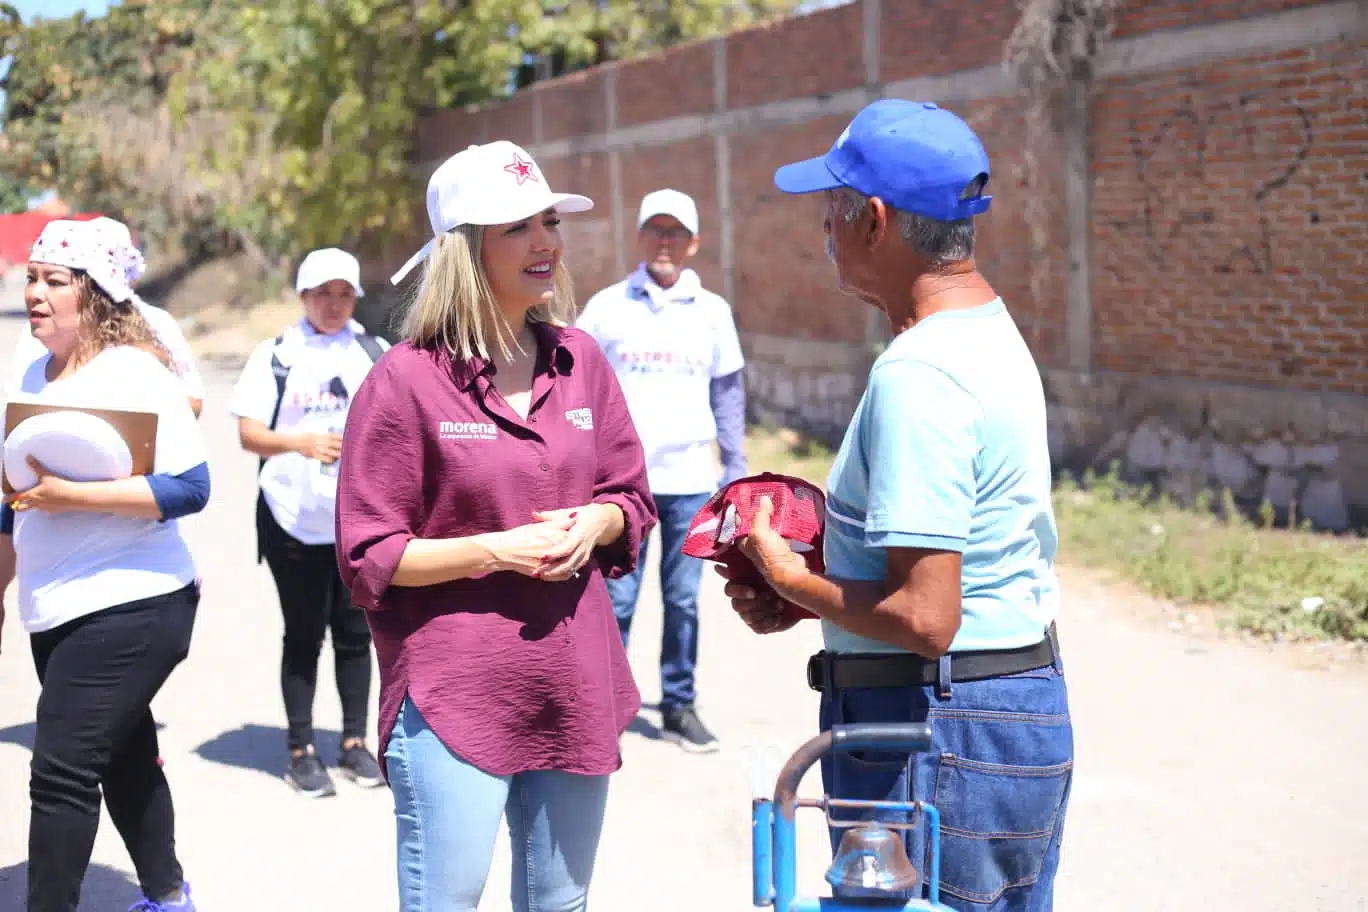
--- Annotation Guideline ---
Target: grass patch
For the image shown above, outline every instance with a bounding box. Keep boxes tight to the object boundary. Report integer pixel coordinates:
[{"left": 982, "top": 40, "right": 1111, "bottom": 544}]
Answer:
[
  {"left": 743, "top": 425, "right": 839, "bottom": 484},
  {"left": 745, "top": 427, "right": 1368, "bottom": 643},
  {"left": 1056, "top": 468, "right": 1368, "bottom": 642}
]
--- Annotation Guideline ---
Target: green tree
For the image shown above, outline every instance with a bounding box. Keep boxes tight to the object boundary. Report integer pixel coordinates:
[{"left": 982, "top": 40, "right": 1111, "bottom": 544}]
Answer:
[
  {"left": 0, "top": 0, "right": 800, "bottom": 268},
  {"left": 0, "top": 0, "right": 232, "bottom": 257},
  {"left": 0, "top": 175, "right": 32, "bottom": 213},
  {"left": 185, "top": 0, "right": 801, "bottom": 260}
]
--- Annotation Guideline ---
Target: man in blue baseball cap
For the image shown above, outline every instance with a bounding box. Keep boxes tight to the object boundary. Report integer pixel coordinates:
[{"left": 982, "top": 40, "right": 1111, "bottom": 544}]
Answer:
[{"left": 718, "top": 99, "right": 1074, "bottom": 911}]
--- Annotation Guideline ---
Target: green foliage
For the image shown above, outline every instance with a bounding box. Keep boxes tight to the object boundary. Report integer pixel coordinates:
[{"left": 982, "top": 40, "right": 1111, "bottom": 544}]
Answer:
[
  {"left": 185, "top": 0, "right": 547, "bottom": 256},
  {"left": 0, "top": 0, "right": 799, "bottom": 269},
  {"left": 1055, "top": 465, "right": 1368, "bottom": 642},
  {"left": 550, "top": 0, "right": 804, "bottom": 60},
  {"left": 186, "top": 0, "right": 800, "bottom": 257},
  {"left": 0, "top": 0, "right": 226, "bottom": 254},
  {"left": 0, "top": 175, "right": 32, "bottom": 214}
]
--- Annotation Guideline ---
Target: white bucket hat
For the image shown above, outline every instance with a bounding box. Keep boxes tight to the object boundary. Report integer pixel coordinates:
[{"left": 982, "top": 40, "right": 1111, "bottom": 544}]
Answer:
[
  {"left": 390, "top": 140, "right": 593, "bottom": 286},
  {"left": 296, "top": 247, "right": 365, "bottom": 296},
  {"left": 29, "top": 219, "right": 134, "bottom": 304},
  {"left": 88, "top": 216, "right": 147, "bottom": 285}
]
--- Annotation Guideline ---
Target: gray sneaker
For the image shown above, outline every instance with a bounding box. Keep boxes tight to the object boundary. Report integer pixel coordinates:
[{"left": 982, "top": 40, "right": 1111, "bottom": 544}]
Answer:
[
  {"left": 338, "top": 743, "right": 385, "bottom": 788},
  {"left": 285, "top": 748, "right": 336, "bottom": 798},
  {"left": 662, "top": 707, "right": 720, "bottom": 754}
]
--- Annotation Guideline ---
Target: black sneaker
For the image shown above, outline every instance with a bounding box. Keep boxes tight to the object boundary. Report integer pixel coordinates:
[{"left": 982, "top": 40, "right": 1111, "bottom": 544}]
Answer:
[
  {"left": 662, "top": 707, "right": 720, "bottom": 754},
  {"left": 285, "top": 748, "right": 336, "bottom": 798},
  {"left": 338, "top": 743, "right": 385, "bottom": 789}
]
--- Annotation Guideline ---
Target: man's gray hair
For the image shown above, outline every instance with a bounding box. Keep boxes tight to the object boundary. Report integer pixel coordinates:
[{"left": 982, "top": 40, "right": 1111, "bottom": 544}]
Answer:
[{"left": 832, "top": 176, "right": 987, "bottom": 266}]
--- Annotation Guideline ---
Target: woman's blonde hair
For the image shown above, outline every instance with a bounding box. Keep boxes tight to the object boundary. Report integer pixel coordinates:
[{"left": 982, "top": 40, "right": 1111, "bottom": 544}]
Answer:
[
  {"left": 398, "top": 224, "right": 577, "bottom": 362},
  {"left": 72, "top": 272, "right": 171, "bottom": 369}
]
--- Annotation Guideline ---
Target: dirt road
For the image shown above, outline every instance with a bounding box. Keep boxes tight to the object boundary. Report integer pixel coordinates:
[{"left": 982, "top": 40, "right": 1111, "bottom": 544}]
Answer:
[{"left": 0, "top": 293, "right": 1365, "bottom": 911}]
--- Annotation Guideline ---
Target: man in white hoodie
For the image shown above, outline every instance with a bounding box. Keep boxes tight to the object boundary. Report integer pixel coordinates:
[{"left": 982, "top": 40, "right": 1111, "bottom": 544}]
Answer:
[
  {"left": 577, "top": 189, "right": 747, "bottom": 753},
  {"left": 6, "top": 217, "right": 207, "bottom": 416}
]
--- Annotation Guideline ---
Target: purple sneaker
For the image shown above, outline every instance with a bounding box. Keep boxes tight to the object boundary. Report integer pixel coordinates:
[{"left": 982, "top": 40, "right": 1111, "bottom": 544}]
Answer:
[{"left": 129, "top": 882, "right": 195, "bottom": 911}]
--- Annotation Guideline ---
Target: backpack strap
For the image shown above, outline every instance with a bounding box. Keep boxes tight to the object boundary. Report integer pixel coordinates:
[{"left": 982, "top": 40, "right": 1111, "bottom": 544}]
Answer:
[
  {"left": 261, "top": 331, "right": 382, "bottom": 466},
  {"left": 261, "top": 334, "right": 288, "bottom": 475},
  {"left": 266, "top": 334, "right": 290, "bottom": 432},
  {"left": 356, "top": 332, "right": 385, "bottom": 364}
]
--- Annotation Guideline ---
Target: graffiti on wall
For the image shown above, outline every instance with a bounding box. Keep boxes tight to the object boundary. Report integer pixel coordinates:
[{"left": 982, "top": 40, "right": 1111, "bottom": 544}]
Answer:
[{"left": 1107, "top": 82, "right": 1317, "bottom": 276}]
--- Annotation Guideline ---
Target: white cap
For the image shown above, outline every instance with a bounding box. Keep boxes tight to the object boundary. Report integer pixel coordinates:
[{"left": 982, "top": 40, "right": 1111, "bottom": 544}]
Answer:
[
  {"left": 296, "top": 248, "right": 364, "bottom": 297},
  {"left": 390, "top": 140, "right": 594, "bottom": 286},
  {"left": 637, "top": 189, "right": 699, "bottom": 236}
]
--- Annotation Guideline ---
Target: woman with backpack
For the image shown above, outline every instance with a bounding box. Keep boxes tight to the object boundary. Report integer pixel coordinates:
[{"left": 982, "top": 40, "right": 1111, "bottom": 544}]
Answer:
[{"left": 227, "top": 247, "right": 388, "bottom": 797}]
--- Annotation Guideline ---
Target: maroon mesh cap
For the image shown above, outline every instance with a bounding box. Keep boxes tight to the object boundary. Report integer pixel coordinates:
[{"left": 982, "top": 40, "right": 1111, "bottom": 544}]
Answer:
[{"left": 683, "top": 472, "right": 826, "bottom": 621}]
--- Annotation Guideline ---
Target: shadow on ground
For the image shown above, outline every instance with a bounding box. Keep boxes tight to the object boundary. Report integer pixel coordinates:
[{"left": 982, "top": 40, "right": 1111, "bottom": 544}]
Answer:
[
  {"left": 194, "top": 723, "right": 342, "bottom": 777},
  {"left": 627, "top": 715, "right": 662, "bottom": 741},
  {"left": 0, "top": 860, "right": 142, "bottom": 911}
]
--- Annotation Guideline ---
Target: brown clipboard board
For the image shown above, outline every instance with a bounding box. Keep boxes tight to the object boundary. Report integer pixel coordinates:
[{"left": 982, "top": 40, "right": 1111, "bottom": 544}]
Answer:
[{"left": 2, "top": 401, "right": 158, "bottom": 495}]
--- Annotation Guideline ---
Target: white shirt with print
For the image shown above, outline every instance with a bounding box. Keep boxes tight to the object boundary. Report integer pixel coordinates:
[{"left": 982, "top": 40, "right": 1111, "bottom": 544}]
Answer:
[
  {"left": 578, "top": 265, "right": 745, "bottom": 495},
  {"left": 6, "top": 345, "right": 207, "bottom": 633},
  {"left": 227, "top": 318, "right": 389, "bottom": 545},
  {"left": 6, "top": 296, "right": 206, "bottom": 401}
]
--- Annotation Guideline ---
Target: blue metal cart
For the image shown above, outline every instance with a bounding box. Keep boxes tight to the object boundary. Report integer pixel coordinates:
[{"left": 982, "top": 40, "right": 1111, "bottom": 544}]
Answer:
[{"left": 750, "top": 722, "right": 954, "bottom": 911}]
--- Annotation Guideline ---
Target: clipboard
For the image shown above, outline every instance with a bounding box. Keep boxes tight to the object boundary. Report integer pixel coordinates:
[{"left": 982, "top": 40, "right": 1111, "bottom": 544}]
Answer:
[{"left": 2, "top": 401, "right": 158, "bottom": 495}]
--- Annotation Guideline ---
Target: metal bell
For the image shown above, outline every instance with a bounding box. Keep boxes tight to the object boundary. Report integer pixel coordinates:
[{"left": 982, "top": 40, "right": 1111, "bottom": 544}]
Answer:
[{"left": 825, "top": 823, "right": 922, "bottom": 893}]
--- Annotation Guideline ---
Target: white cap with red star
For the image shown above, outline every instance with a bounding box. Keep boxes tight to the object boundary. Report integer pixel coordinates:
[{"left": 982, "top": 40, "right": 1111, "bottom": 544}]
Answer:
[
  {"left": 390, "top": 140, "right": 594, "bottom": 286},
  {"left": 29, "top": 219, "right": 135, "bottom": 304}
]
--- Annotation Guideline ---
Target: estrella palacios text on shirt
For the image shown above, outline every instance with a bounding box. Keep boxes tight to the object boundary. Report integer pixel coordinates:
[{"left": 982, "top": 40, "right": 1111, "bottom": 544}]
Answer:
[{"left": 616, "top": 349, "right": 709, "bottom": 375}]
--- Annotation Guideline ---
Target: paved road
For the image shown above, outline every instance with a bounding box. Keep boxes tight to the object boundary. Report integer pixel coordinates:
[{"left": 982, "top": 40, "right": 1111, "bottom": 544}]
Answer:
[{"left": 0, "top": 294, "right": 1366, "bottom": 910}]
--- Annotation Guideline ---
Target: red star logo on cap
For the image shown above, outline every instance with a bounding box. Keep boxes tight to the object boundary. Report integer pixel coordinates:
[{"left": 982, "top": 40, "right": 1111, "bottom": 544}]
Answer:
[{"left": 504, "top": 153, "right": 539, "bottom": 186}]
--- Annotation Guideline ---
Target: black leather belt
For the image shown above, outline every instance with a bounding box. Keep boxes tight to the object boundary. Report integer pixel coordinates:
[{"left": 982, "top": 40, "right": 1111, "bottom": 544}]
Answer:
[{"left": 806, "top": 625, "right": 1059, "bottom": 692}]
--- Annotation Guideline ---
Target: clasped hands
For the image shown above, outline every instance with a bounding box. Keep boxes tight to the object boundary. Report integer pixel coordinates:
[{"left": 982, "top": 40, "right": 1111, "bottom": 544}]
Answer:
[{"left": 491, "top": 503, "right": 616, "bottom": 582}]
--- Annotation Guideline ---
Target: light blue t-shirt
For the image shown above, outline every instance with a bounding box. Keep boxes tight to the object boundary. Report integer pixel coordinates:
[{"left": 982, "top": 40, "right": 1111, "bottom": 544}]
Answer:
[{"left": 823, "top": 298, "right": 1060, "bottom": 654}]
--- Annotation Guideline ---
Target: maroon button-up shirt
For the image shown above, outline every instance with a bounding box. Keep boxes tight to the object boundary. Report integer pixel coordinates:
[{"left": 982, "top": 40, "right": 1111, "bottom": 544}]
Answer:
[{"left": 335, "top": 321, "right": 656, "bottom": 777}]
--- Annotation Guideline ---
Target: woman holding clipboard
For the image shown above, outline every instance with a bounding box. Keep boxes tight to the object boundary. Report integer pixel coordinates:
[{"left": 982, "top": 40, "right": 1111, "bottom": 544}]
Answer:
[{"left": 0, "top": 219, "right": 210, "bottom": 912}]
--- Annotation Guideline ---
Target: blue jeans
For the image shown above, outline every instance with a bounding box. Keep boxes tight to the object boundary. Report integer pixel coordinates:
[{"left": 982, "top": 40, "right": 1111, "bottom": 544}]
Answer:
[
  {"left": 384, "top": 697, "right": 610, "bottom": 912},
  {"left": 604, "top": 491, "right": 710, "bottom": 713},
  {"left": 819, "top": 654, "right": 1073, "bottom": 912}
]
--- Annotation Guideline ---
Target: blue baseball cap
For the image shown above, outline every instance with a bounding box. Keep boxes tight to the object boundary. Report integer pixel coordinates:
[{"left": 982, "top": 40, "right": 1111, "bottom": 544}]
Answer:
[{"left": 773, "top": 99, "right": 992, "bottom": 221}]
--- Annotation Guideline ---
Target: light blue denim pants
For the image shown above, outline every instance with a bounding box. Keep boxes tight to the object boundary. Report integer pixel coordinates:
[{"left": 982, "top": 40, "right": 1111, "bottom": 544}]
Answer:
[{"left": 385, "top": 696, "right": 611, "bottom": 912}]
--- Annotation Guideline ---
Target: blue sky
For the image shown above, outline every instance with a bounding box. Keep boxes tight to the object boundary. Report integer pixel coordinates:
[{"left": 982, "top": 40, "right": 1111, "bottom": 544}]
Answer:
[{"left": 12, "top": 0, "right": 111, "bottom": 23}]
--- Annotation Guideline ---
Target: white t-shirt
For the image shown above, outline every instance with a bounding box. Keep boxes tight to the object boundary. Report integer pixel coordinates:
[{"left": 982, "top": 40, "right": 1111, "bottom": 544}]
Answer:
[
  {"left": 577, "top": 265, "right": 745, "bottom": 495},
  {"left": 227, "top": 318, "right": 389, "bottom": 545},
  {"left": 5, "top": 296, "right": 206, "bottom": 401},
  {"left": 5, "top": 345, "right": 207, "bottom": 633}
]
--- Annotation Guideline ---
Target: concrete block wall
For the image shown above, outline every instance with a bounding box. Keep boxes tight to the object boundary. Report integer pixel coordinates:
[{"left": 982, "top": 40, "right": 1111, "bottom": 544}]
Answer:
[{"left": 369, "top": 0, "right": 1368, "bottom": 529}]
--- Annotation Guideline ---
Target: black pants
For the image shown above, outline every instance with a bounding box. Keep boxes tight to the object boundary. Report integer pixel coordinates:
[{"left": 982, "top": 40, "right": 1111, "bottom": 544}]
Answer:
[
  {"left": 28, "top": 584, "right": 198, "bottom": 912},
  {"left": 257, "top": 496, "right": 372, "bottom": 752}
]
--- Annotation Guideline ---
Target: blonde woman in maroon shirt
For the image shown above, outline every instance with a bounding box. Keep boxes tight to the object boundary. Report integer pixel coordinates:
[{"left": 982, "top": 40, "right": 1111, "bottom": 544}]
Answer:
[{"left": 335, "top": 141, "right": 656, "bottom": 911}]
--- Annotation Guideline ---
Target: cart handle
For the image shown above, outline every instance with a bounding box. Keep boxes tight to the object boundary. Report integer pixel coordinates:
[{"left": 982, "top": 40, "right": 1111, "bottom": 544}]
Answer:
[{"left": 773, "top": 723, "right": 932, "bottom": 817}]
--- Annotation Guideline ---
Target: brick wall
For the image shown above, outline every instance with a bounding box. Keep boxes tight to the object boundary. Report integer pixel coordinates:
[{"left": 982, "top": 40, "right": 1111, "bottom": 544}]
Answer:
[{"left": 375, "top": 0, "right": 1368, "bottom": 528}]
